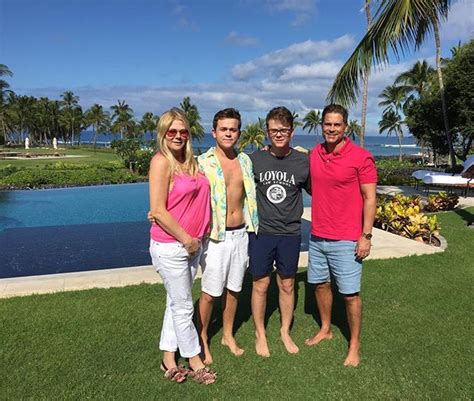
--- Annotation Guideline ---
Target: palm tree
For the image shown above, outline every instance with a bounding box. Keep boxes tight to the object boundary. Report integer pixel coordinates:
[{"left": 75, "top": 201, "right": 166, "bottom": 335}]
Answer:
[
  {"left": 180, "top": 97, "right": 204, "bottom": 141},
  {"left": 327, "top": 0, "right": 456, "bottom": 167},
  {"left": 60, "top": 91, "right": 80, "bottom": 145},
  {"left": 292, "top": 111, "right": 303, "bottom": 128},
  {"left": 347, "top": 119, "right": 362, "bottom": 141},
  {"left": 238, "top": 122, "right": 265, "bottom": 152},
  {"left": 138, "top": 112, "right": 158, "bottom": 139},
  {"left": 85, "top": 104, "right": 110, "bottom": 147},
  {"left": 378, "top": 84, "right": 407, "bottom": 114},
  {"left": 379, "top": 109, "right": 404, "bottom": 161},
  {"left": 110, "top": 100, "right": 134, "bottom": 139},
  {"left": 0, "top": 64, "right": 14, "bottom": 143},
  {"left": 360, "top": 0, "right": 372, "bottom": 149},
  {"left": 302, "top": 109, "right": 322, "bottom": 138},
  {"left": 0, "top": 64, "right": 13, "bottom": 104},
  {"left": 394, "top": 60, "right": 435, "bottom": 108}
]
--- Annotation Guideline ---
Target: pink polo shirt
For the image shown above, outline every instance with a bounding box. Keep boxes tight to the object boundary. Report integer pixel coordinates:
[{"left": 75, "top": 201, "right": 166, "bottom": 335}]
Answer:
[{"left": 310, "top": 138, "right": 377, "bottom": 241}]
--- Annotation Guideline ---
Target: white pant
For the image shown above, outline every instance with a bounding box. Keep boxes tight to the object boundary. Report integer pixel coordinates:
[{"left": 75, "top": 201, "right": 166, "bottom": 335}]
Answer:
[
  {"left": 149, "top": 240, "right": 201, "bottom": 358},
  {"left": 200, "top": 227, "right": 249, "bottom": 297}
]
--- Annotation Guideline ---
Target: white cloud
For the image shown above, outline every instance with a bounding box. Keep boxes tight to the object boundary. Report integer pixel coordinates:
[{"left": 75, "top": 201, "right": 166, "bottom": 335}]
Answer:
[
  {"left": 170, "top": 1, "right": 198, "bottom": 30},
  {"left": 231, "top": 35, "right": 355, "bottom": 80},
  {"left": 265, "top": 0, "right": 317, "bottom": 26},
  {"left": 441, "top": 0, "right": 474, "bottom": 41},
  {"left": 267, "top": 0, "right": 316, "bottom": 12},
  {"left": 280, "top": 61, "right": 343, "bottom": 80},
  {"left": 225, "top": 31, "right": 259, "bottom": 47},
  {"left": 18, "top": 51, "right": 423, "bottom": 135}
]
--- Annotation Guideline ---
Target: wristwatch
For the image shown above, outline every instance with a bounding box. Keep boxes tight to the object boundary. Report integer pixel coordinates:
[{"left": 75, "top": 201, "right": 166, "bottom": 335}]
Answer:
[{"left": 362, "top": 232, "right": 373, "bottom": 240}]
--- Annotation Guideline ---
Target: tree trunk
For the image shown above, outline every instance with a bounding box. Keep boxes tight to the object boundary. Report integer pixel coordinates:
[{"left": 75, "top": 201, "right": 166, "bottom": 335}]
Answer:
[
  {"left": 93, "top": 126, "right": 97, "bottom": 148},
  {"left": 433, "top": 18, "right": 456, "bottom": 168},
  {"left": 397, "top": 134, "right": 402, "bottom": 162},
  {"left": 360, "top": 0, "right": 372, "bottom": 149}
]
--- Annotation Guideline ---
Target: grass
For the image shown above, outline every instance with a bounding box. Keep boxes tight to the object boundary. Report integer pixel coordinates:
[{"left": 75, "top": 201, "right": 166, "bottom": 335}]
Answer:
[
  {"left": 0, "top": 147, "right": 119, "bottom": 168},
  {"left": 1, "top": 209, "right": 473, "bottom": 400}
]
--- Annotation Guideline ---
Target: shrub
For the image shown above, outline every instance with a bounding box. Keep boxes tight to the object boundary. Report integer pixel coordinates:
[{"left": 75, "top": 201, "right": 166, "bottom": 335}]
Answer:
[
  {"left": 0, "top": 167, "right": 140, "bottom": 189},
  {"left": 132, "top": 149, "right": 153, "bottom": 176},
  {"left": 376, "top": 160, "right": 418, "bottom": 186},
  {"left": 375, "top": 194, "right": 441, "bottom": 245},
  {"left": 425, "top": 192, "right": 459, "bottom": 212},
  {"left": 0, "top": 165, "right": 19, "bottom": 178}
]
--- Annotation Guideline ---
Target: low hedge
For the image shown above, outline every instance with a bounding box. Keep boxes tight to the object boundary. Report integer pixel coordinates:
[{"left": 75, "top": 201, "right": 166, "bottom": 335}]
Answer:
[
  {"left": 376, "top": 159, "right": 418, "bottom": 186},
  {"left": 0, "top": 163, "right": 143, "bottom": 189}
]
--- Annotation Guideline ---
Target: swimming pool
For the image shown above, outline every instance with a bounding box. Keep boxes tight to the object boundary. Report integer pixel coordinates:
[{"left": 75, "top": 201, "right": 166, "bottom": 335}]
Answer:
[{"left": 0, "top": 183, "right": 311, "bottom": 278}]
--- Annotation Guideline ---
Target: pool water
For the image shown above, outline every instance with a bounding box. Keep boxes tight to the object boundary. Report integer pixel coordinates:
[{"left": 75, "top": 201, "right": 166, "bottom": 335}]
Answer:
[{"left": 0, "top": 183, "right": 311, "bottom": 278}]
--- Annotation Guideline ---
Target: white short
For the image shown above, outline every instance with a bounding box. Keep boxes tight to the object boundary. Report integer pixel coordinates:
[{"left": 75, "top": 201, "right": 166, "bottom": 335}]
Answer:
[{"left": 200, "top": 227, "right": 249, "bottom": 297}]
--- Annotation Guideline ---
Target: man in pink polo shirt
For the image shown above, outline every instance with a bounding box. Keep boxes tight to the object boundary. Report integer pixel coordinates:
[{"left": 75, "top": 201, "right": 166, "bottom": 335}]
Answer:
[{"left": 305, "top": 104, "right": 377, "bottom": 367}]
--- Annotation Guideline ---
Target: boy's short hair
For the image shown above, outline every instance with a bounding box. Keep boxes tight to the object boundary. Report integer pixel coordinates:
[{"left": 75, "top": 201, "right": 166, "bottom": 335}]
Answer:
[
  {"left": 265, "top": 106, "right": 293, "bottom": 129},
  {"left": 213, "top": 108, "right": 242, "bottom": 130}
]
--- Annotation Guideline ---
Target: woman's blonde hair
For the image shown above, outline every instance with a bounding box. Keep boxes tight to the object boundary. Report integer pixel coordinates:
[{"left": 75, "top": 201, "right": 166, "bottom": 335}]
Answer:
[{"left": 157, "top": 108, "right": 198, "bottom": 176}]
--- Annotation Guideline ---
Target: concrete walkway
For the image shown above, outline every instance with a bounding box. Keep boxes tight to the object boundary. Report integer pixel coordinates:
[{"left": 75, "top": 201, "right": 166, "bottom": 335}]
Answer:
[{"left": 0, "top": 205, "right": 448, "bottom": 299}]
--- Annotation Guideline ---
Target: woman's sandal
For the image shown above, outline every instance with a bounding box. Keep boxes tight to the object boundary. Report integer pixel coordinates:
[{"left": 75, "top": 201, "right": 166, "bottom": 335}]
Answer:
[
  {"left": 189, "top": 367, "right": 217, "bottom": 385},
  {"left": 160, "top": 361, "right": 188, "bottom": 383}
]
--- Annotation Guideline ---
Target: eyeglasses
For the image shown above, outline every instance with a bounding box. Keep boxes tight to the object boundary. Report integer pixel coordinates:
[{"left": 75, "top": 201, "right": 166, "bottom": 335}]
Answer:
[
  {"left": 166, "top": 129, "right": 190, "bottom": 139},
  {"left": 268, "top": 128, "right": 292, "bottom": 137}
]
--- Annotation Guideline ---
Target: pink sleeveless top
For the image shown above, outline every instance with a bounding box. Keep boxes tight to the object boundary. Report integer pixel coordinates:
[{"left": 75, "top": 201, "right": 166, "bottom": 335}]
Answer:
[{"left": 150, "top": 172, "right": 211, "bottom": 243}]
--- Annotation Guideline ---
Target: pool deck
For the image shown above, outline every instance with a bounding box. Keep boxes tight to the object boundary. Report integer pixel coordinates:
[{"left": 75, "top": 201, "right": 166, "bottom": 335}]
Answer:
[{"left": 1, "top": 195, "right": 454, "bottom": 299}]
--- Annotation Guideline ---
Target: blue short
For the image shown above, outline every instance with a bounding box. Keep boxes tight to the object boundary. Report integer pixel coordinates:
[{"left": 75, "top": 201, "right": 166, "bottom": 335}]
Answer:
[
  {"left": 307, "top": 236, "right": 362, "bottom": 294},
  {"left": 248, "top": 233, "right": 301, "bottom": 278}
]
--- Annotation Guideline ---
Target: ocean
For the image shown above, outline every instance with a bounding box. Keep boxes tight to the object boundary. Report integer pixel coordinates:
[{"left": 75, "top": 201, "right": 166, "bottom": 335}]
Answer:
[{"left": 76, "top": 131, "right": 420, "bottom": 158}]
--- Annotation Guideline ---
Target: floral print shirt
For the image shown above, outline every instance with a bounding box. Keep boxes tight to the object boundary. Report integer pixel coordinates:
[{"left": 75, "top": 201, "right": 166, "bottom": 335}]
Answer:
[{"left": 198, "top": 147, "right": 259, "bottom": 241}]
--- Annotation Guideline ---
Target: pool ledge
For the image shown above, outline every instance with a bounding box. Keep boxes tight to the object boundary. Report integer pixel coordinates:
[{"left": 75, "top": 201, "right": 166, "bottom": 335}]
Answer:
[{"left": 0, "top": 208, "right": 446, "bottom": 299}]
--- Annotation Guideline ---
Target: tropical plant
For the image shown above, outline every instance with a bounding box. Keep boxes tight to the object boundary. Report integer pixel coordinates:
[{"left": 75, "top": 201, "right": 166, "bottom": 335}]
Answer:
[
  {"left": 138, "top": 112, "right": 158, "bottom": 139},
  {"left": 292, "top": 111, "right": 302, "bottom": 128},
  {"left": 302, "top": 109, "right": 322, "bottom": 138},
  {"left": 405, "top": 40, "right": 474, "bottom": 163},
  {"left": 375, "top": 193, "right": 440, "bottom": 245},
  {"left": 60, "top": 91, "right": 82, "bottom": 145},
  {"left": 394, "top": 60, "right": 435, "bottom": 101},
  {"left": 0, "top": 64, "right": 13, "bottom": 105},
  {"left": 0, "top": 66, "right": 14, "bottom": 144},
  {"left": 327, "top": 0, "right": 456, "bottom": 167},
  {"left": 111, "top": 137, "right": 143, "bottom": 171},
  {"left": 238, "top": 121, "right": 265, "bottom": 152},
  {"left": 110, "top": 100, "right": 135, "bottom": 139},
  {"left": 85, "top": 104, "right": 110, "bottom": 148},
  {"left": 347, "top": 119, "right": 362, "bottom": 141},
  {"left": 424, "top": 192, "right": 459, "bottom": 211},
  {"left": 180, "top": 97, "right": 204, "bottom": 141},
  {"left": 378, "top": 84, "right": 407, "bottom": 114},
  {"left": 379, "top": 109, "right": 404, "bottom": 161}
]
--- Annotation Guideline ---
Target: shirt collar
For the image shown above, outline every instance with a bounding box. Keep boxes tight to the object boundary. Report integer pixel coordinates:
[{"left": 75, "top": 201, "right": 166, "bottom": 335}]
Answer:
[{"left": 318, "top": 136, "right": 352, "bottom": 156}]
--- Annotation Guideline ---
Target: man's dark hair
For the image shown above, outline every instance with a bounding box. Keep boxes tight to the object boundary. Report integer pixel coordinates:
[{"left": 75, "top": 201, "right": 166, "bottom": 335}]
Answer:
[
  {"left": 322, "top": 104, "right": 348, "bottom": 124},
  {"left": 213, "top": 108, "right": 242, "bottom": 130},
  {"left": 265, "top": 106, "right": 293, "bottom": 129}
]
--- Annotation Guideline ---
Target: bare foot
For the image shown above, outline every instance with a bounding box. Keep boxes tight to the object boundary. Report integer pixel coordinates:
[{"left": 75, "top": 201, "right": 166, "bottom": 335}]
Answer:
[
  {"left": 201, "top": 341, "right": 213, "bottom": 365},
  {"left": 343, "top": 346, "right": 360, "bottom": 367},
  {"left": 281, "top": 331, "right": 299, "bottom": 354},
  {"left": 255, "top": 333, "right": 270, "bottom": 357},
  {"left": 304, "top": 329, "right": 333, "bottom": 346},
  {"left": 221, "top": 336, "right": 244, "bottom": 357}
]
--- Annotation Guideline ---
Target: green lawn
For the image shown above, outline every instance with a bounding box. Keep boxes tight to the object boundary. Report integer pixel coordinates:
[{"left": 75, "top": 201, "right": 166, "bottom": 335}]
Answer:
[
  {"left": 0, "top": 147, "right": 119, "bottom": 168},
  {"left": 1, "top": 209, "right": 472, "bottom": 400}
]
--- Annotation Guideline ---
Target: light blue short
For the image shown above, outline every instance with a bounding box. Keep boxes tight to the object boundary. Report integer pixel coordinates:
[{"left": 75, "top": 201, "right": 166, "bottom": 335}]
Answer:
[{"left": 307, "top": 236, "right": 362, "bottom": 294}]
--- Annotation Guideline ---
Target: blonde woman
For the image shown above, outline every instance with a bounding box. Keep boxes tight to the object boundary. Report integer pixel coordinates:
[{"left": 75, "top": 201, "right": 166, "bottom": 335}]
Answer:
[{"left": 149, "top": 108, "right": 216, "bottom": 385}]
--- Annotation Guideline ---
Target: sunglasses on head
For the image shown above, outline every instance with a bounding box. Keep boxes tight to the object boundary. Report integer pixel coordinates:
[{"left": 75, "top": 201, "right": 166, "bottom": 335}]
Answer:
[{"left": 166, "top": 129, "right": 190, "bottom": 139}]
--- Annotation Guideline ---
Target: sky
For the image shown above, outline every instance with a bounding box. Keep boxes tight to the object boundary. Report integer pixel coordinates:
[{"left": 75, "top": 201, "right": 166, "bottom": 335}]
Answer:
[{"left": 1, "top": 0, "right": 473, "bottom": 134}]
